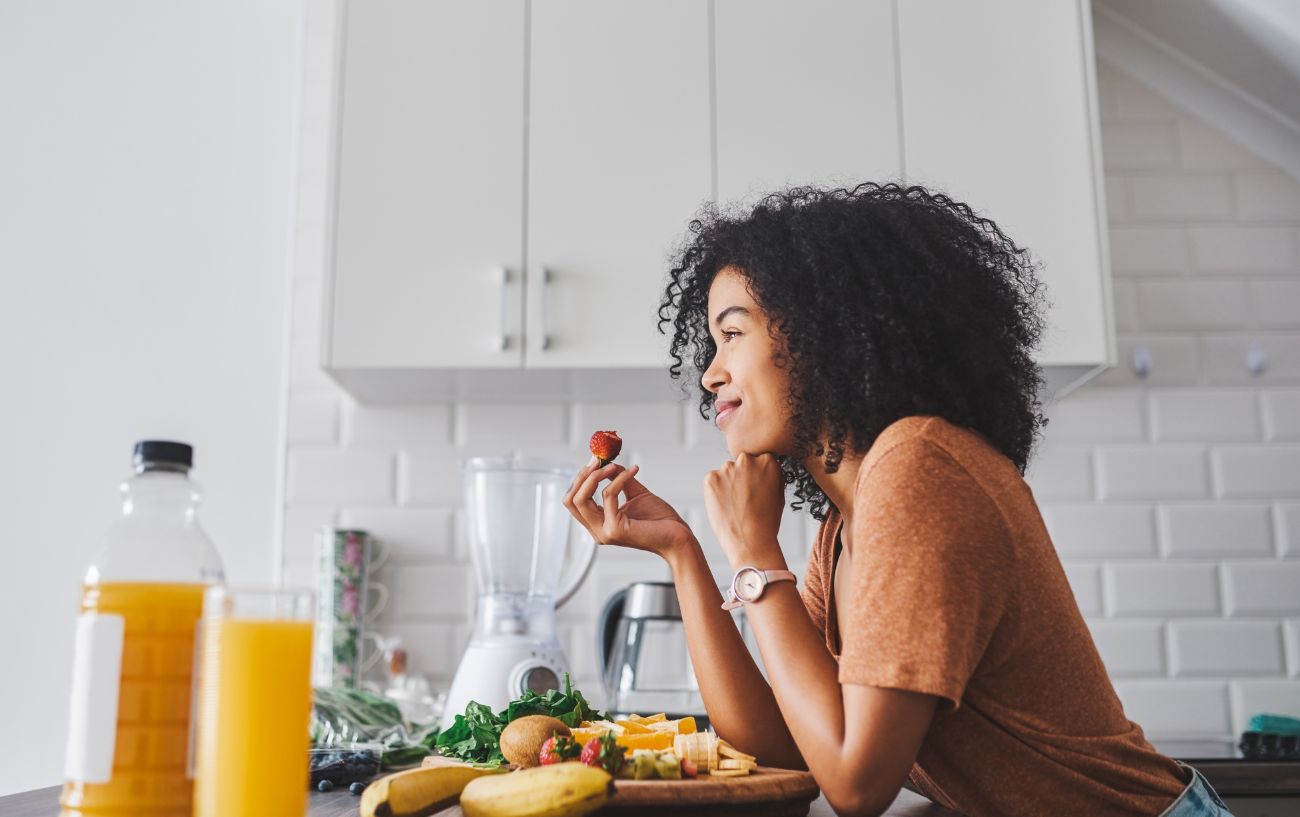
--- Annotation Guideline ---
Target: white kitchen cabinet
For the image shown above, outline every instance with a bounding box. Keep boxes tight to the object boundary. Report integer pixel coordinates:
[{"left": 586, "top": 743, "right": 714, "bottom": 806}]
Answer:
[
  {"left": 714, "top": 0, "right": 901, "bottom": 203},
  {"left": 327, "top": 0, "right": 526, "bottom": 369},
  {"left": 320, "top": 0, "right": 1113, "bottom": 400},
  {"left": 525, "top": 0, "right": 711, "bottom": 369},
  {"left": 898, "top": 0, "right": 1114, "bottom": 384}
]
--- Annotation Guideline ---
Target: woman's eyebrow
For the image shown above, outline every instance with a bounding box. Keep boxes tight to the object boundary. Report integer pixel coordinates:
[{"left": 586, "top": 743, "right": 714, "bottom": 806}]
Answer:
[{"left": 713, "top": 305, "right": 751, "bottom": 326}]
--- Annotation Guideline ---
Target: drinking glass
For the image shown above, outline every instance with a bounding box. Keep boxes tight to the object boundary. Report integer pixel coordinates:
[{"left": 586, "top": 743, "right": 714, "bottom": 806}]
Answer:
[{"left": 193, "top": 587, "right": 314, "bottom": 817}]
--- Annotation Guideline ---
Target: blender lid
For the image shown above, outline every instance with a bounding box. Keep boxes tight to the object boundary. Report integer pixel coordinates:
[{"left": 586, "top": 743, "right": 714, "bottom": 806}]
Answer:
[{"left": 463, "top": 453, "right": 576, "bottom": 477}]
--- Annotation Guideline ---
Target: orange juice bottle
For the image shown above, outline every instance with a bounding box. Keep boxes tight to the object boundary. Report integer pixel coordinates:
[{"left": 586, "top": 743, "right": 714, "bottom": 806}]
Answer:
[{"left": 61, "top": 441, "right": 224, "bottom": 816}]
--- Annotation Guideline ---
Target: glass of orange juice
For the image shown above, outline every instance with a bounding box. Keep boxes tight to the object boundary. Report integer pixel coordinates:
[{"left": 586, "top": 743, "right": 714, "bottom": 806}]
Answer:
[{"left": 192, "top": 587, "right": 314, "bottom": 817}]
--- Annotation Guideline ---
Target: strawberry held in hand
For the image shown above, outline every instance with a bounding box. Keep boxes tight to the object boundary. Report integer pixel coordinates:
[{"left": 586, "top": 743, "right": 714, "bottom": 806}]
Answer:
[{"left": 589, "top": 430, "right": 622, "bottom": 467}]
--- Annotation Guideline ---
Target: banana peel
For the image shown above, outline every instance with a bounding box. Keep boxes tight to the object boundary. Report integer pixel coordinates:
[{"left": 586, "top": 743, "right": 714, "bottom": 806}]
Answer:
[
  {"left": 359, "top": 763, "right": 506, "bottom": 817},
  {"left": 460, "top": 763, "right": 614, "bottom": 817}
]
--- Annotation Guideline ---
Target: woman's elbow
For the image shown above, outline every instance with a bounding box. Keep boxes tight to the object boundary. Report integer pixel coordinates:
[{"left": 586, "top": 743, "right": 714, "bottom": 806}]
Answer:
[{"left": 823, "top": 781, "right": 898, "bottom": 817}]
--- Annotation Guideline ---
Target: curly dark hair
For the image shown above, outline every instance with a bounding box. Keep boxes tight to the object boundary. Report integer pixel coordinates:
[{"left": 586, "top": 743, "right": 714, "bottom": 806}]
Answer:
[{"left": 657, "top": 182, "right": 1048, "bottom": 521}]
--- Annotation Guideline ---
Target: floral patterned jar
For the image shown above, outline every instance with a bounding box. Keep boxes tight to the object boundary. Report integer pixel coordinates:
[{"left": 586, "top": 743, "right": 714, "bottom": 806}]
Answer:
[{"left": 312, "top": 528, "right": 388, "bottom": 688}]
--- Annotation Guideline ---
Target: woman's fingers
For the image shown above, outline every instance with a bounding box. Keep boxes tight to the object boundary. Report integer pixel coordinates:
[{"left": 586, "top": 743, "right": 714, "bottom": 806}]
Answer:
[
  {"left": 601, "top": 464, "right": 641, "bottom": 525},
  {"left": 561, "top": 466, "right": 591, "bottom": 530},
  {"left": 571, "top": 461, "right": 622, "bottom": 534},
  {"left": 562, "top": 459, "right": 602, "bottom": 534},
  {"left": 563, "top": 457, "right": 599, "bottom": 506},
  {"left": 619, "top": 468, "right": 649, "bottom": 500}
]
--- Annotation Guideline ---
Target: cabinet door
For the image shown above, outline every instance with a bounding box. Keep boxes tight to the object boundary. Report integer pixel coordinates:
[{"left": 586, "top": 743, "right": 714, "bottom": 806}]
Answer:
[
  {"left": 527, "top": 0, "right": 712, "bottom": 369},
  {"left": 898, "top": 0, "right": 1112, "bottom": 368},
  {"left": 714, "top": 0, "right": 901, "bottom": 203},
  {"left": 328, "top": 0, "right": 526, "bottom": 369}
]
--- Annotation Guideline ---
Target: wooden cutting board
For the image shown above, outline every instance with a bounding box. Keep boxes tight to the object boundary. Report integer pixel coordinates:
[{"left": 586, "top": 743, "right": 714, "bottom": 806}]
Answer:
[
  {"left": 429, "top": 766, "right": 819, "bottom": 817},
  {"left": 606, "top": 766, "right": 819, "bottom": 814}
]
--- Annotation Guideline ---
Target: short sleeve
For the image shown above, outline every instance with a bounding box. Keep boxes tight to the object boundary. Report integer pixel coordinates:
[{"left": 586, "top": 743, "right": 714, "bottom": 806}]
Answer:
[{"left": 837, "top": 439, "right": 1012, "bottom": 709}]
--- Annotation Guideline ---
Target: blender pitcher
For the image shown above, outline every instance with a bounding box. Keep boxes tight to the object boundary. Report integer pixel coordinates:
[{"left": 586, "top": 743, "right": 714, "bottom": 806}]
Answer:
[{"left": 441, "top": 455, "right": 596, "bottom": 727}]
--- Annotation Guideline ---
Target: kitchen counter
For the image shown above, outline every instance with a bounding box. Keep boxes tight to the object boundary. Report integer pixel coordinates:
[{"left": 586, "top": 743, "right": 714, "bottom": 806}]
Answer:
[
  {"left": 0, "top": 785, "right": 961, "bottom": 816},
  {"left": 9, "top": 760, "right": 1298, "bottom": 816}
]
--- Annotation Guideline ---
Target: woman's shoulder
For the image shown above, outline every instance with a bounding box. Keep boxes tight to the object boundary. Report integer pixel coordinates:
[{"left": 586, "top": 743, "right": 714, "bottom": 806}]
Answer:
[
  {"left": 863, "top": 415, "right": 1015, "bottom": 483},
  {"left": 854, "top": 415, "right": 1024, "bottom": 527},
  {"left": 853, "top": 417, "right": 1018, "bottom": 559}
]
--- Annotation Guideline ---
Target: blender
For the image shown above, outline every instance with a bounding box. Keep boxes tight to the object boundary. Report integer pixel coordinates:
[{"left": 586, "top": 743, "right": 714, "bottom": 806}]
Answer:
[{"left": 441, "top": 455, "right": 597, "bottom": 727}]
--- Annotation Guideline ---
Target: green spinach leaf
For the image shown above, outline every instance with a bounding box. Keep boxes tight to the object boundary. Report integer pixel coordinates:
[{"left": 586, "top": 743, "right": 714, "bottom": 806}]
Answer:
[{"left": 434, "top": 674, "right": 607, "bottom": 765}]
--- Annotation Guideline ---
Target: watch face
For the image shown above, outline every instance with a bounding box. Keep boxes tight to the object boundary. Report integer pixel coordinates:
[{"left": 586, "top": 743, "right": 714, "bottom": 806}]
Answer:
[{"left": 736, "top": 569, "right": 765, "bottom": 602}]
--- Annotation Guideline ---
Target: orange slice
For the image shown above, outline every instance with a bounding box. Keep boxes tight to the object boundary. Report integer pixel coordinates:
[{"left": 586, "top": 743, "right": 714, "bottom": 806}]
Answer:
[
  {"left": 616, "top": 719, "right": 654, "bottom": 735},
  {"left": 570, "top": 727, "right": 606, "bottom": 746},
  {"left": 615, "top": 732, "right": 675, "bottom": 751}
]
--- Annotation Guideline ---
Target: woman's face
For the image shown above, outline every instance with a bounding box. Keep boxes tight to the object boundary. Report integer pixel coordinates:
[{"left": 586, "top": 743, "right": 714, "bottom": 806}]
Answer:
[{"left": 700, "top": 267, "right": 796, "bottom": 458}]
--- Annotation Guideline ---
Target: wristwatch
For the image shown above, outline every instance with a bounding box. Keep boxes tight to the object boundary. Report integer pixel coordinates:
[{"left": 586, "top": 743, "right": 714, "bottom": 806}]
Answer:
[{"left": 721, "top": 566, "right": 797, "bottom": 610}]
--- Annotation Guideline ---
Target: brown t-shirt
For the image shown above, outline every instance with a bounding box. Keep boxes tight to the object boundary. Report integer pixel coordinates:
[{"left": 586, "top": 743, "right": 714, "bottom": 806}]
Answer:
[{"left": 801, "top": 416, "right": 1186, "bottom": 817}]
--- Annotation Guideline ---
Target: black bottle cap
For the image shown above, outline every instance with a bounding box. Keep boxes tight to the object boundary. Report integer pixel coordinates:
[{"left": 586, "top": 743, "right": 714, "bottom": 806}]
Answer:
[{"left": 133, "top": 440, "right": 193, "bottom": 470}]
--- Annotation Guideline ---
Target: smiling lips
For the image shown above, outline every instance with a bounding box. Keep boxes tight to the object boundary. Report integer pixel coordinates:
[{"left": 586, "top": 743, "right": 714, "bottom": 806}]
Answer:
[{"left": 715, "top": 399, "right": 741, "bottom": 427}]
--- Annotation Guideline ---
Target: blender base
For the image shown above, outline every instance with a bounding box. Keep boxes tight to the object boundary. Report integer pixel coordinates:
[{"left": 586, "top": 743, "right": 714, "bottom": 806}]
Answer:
[{"left": 440, "top": 640, "right": 571, "bottom": 730}]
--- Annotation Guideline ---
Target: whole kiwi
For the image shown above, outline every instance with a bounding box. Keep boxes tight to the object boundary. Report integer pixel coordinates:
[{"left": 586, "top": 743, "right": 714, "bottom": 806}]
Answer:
[{"left": 499, "top": 715, "right": 571, "bottom": 768}]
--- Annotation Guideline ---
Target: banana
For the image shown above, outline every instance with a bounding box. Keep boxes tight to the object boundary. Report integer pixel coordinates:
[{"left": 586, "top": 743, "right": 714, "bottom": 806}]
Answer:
[
  {"left": 359, "top": 764, "right": 506, "bottom": 817},
  {"left": 459, "top": 764, "right": 614, "bottom": 817}
]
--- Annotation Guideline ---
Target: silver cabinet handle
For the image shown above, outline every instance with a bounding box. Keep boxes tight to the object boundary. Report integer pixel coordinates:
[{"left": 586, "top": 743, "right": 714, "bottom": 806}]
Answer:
[
  {"left": 539, "top": 266, "right": 552, "bottom": 351},
  {"left": 497, "top": 266, "right": 509, "bottom": 351}
]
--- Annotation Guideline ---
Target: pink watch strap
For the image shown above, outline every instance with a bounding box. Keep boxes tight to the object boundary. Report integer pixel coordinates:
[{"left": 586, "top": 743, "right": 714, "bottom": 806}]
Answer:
[{"left": 762, "top": 569, "right": 797, "bottom": 585}]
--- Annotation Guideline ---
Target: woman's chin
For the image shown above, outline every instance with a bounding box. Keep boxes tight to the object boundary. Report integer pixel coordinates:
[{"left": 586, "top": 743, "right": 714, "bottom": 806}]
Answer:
[
  {"left": 724, "top": 436, "right": 747, "bottom": 459},
  {"left": 727, "top": 438, "right": 785, "bottom": 460}
]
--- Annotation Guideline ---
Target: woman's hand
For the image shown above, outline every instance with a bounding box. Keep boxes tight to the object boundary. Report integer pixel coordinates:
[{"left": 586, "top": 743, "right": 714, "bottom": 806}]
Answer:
[
  {"left": 703, "top": 452, "right": 787, "bottom": 569},
  {"left": 562, "top": 458, "right": 695, "bottom": 560}
]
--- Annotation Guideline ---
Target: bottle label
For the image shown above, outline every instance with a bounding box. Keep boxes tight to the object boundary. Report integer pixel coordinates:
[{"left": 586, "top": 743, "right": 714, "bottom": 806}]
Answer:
[{"left": 64, "top": 612, "right": 125, "bottom": 783}]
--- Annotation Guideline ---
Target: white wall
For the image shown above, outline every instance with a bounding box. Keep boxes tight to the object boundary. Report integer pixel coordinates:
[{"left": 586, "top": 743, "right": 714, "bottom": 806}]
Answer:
[
  {"left": 282, "top": 52, "right": 1300, "bottom": 758},
  {"left": 1042, "top": 61, "right": 1300, "bottom": 756},
  {"left": 0, "top": 1, "right": 303, "bottom": 795}
]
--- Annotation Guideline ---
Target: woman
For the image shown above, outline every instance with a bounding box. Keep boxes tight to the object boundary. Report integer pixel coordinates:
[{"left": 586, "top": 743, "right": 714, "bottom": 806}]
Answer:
[{"left": 562, "top": 183, "right": 1233, "bottom": 817}]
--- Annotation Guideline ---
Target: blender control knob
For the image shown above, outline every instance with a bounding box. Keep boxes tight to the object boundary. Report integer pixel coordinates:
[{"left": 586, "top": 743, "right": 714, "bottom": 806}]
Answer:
[{"left": 521, "top": 666, "right": 560, "bottom": 695}]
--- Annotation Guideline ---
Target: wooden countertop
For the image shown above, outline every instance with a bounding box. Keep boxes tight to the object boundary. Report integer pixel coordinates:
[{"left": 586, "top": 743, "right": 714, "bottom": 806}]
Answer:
[{"left": 0, "top": 785, "right": 961, "bottom": 817}]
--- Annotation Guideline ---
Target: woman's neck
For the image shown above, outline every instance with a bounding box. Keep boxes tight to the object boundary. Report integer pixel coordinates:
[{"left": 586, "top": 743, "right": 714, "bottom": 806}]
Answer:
[{"left": 802, "top": 448, "right": 866, "bottom": 529}]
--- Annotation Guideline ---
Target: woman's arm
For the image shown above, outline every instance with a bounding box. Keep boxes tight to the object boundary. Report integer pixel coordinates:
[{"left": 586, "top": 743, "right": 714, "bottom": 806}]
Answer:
[
  {"left": 704, "top": 454, "right": 937, "bottom": 817},
  {"left": 562, "top": 458, "right": 802, "bottom": 768},
  {"left": 662, "top": 537, "right": 805, "bottom": 770},
  {"left": 741, "top": 578, "right": 936, "bottom": 817}
]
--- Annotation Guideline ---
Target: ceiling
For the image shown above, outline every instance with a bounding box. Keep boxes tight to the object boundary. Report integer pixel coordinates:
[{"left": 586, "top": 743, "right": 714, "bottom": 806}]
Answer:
[{"left": 1093, "top": 0, "right": 1300, "bottom": 181}]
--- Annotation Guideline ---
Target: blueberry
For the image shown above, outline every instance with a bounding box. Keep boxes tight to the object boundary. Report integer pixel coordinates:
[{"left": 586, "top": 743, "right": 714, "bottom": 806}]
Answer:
[
  {"left": 350, "top": 781, "right": 366, "bottom": 795},
  {"left": 317, "top": 779, "right": 334, "bottom": 792}
]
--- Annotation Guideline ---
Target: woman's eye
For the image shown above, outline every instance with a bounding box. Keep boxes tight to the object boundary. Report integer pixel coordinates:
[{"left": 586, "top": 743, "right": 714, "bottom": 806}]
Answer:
[{"left": 721, "top": 330, "right": 741, "bottom": 343}]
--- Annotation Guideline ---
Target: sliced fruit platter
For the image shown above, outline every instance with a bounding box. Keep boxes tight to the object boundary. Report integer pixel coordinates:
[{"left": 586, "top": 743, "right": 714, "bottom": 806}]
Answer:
[
  {"left": 502, "top": 711, "right": 756, "bottom": 780},
  {"left": 360, "top": 679, "right": 814, "bottom": 817}
]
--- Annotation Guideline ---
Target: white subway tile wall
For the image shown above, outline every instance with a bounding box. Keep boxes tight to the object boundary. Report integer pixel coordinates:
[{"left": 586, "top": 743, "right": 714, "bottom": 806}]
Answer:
[
  {"left": 1148, "top": 391, "right": 1260, "bottom": 442},
  {"left": 1263, "top": 392, "right": 1300, "bottom": 440},
  {"left": 1157, "top": 504, "right": 1274, "bottom": 558},
  {"left": 1168, "top": 622, "right": 1286, "bottom": 677},
  {"left": 1089, "top": 621, "right": 1166, "bottom": 677},
  {"left": 279, "top": 64, "right": 1300, "bottom": 750}
]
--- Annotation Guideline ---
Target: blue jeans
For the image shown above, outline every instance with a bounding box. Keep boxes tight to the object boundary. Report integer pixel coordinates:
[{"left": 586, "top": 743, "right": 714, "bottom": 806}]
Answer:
[{"left": 1158, "top": 762, "right": 1235, "bottom": 817}]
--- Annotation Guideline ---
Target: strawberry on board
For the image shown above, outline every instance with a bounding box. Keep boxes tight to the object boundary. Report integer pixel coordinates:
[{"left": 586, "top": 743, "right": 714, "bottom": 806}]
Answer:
[
  {"left": 579, "top": 731, "right": 627, "bottom": 775},
  {"left": 589, "top": 430, "right": 622, "bottom": 467},
  {"left": 538, "top": 734, "right": 580, "bottom": 766}
]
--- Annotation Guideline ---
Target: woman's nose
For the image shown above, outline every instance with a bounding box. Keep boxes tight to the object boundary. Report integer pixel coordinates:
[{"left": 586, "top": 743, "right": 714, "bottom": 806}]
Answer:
[{"left": 700, "top": 356, "right": 726, "bottom": 394}]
